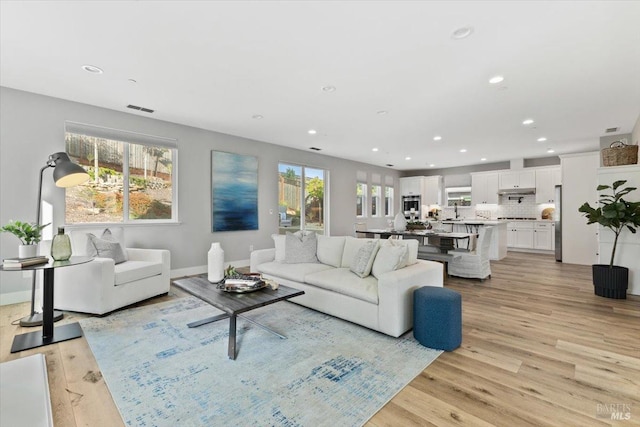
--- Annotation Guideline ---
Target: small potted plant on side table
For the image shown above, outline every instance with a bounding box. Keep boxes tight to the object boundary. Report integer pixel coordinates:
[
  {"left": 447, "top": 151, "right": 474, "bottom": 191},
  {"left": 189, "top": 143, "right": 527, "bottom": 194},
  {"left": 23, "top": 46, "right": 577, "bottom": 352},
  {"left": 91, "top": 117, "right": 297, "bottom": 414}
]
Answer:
[
  {"left": 578, "top": 180, "right": 640, "bottom": 299},
  {"left": 0, "top": 220, "right": 49, "bottom": 258}
]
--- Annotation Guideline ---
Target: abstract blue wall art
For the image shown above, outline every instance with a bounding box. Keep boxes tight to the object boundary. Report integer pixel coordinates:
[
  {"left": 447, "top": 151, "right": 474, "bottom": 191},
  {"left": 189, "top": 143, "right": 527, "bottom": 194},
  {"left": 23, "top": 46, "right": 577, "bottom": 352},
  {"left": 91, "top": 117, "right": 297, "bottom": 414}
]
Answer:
[{"left": 211, "top": 151, "right": 258, "bottom": 231}]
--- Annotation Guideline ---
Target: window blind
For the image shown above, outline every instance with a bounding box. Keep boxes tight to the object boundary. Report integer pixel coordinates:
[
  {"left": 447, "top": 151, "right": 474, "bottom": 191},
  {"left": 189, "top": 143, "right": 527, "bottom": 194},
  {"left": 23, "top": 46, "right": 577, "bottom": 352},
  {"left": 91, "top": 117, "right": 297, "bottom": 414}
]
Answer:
[{"left": 65, "top": 121, "right": 178, "bottom": 149}]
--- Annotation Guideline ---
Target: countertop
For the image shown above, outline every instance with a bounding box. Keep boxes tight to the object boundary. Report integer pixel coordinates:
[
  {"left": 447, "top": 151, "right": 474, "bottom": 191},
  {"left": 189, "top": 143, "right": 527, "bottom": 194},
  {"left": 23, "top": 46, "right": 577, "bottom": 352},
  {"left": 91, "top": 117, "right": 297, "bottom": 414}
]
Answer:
[
  {"left": 439, "top": 220, "right": 508, "bottom": 225},
  {"left": 439, "top": 219, "right": 554, "bottom": 225}
]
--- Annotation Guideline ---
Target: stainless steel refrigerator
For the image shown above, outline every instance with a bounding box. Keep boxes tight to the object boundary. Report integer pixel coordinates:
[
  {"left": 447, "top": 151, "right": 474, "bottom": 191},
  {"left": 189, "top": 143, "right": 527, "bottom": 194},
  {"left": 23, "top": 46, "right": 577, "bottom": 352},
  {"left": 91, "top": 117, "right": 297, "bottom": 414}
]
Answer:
[{"left": 555, "top": 185, "right": 562, "bottom": 262}]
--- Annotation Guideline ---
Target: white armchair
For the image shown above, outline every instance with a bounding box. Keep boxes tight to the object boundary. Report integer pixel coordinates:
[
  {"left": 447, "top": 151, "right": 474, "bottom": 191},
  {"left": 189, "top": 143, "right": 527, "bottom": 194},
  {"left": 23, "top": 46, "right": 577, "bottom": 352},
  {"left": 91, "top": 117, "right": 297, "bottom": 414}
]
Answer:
[
  {"left": 38, "top": 227, "right": 170, "bottom": 315},
  {"left": 447, "top": 226, "right": 494, "bottom": 280}
]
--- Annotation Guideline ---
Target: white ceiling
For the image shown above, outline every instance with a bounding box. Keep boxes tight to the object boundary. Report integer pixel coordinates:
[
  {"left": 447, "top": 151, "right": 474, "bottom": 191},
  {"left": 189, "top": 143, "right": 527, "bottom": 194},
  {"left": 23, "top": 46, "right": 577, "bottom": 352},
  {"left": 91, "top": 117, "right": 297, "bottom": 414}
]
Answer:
[{"left": 2, "top": 1, "right": 639, "bottom": 171}]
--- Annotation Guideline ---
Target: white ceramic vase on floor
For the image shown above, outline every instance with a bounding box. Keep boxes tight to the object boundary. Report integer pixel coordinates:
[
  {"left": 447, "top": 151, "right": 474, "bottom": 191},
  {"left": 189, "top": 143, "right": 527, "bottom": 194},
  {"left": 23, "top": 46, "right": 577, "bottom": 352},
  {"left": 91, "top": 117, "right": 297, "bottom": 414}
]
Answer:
[{"left": 207, "top": 242, "right": 225, "bottom": 283}]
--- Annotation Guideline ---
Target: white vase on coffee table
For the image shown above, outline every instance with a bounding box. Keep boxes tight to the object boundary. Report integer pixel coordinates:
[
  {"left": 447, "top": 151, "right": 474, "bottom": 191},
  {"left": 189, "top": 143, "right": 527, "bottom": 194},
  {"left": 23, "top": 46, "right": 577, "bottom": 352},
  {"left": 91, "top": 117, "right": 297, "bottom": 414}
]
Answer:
[{"left": 208, "top": 242, "right": 225, "bottom": 283}]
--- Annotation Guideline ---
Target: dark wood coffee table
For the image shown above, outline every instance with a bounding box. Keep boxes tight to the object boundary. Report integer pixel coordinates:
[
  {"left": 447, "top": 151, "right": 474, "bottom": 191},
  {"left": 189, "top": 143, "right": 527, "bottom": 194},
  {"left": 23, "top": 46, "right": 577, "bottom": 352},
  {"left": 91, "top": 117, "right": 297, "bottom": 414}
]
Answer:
[{"left": 172, "top": 275, "right": 304, "bottom": 360}]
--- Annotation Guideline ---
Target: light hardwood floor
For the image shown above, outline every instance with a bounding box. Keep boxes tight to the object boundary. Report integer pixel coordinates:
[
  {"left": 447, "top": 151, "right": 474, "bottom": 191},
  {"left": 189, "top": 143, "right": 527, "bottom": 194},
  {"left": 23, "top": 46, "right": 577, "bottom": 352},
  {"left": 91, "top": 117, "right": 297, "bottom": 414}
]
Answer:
[{"left": 1, "top": 252, "right": 639, "bottom": 426}]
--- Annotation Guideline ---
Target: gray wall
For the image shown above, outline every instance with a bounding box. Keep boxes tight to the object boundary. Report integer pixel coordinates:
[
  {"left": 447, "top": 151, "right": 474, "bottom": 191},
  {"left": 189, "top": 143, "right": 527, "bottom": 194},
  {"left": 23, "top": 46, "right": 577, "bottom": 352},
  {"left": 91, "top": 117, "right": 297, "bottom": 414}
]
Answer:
[{"left": 0, "top": 87, "right": 400, "bottom": 301}]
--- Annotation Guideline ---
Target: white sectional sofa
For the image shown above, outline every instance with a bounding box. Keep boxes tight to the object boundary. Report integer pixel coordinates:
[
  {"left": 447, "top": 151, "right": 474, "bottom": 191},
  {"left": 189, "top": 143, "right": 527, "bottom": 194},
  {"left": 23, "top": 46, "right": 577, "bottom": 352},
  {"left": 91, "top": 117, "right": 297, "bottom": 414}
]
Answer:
[{"left": 250, "top": 234, "right": 443, "bottom": 337}]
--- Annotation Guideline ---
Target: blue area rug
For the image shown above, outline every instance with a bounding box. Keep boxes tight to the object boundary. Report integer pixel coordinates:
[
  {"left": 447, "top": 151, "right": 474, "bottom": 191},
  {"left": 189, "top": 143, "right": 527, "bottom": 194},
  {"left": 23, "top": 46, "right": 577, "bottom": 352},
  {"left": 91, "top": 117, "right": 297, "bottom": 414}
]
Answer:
[{"left": 80, "top": 297, "right": 442, "bottom": 426}]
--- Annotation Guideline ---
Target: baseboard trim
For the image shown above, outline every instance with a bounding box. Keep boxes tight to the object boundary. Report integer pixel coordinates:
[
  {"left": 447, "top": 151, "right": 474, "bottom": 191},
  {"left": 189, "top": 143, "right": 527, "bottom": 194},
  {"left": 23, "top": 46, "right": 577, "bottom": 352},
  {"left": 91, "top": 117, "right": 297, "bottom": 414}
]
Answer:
[
  {"left": 170, "top": 259, "right": 249, "bottom": 280},
  {"left": 0, "top": 290, "right": 32, "bottom": 306}
]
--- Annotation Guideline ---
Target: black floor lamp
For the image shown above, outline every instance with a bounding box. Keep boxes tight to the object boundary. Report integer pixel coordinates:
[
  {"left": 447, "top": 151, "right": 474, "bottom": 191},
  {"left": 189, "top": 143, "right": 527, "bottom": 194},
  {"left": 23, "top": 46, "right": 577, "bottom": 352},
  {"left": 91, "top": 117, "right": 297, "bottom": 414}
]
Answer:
[{"left": 19, "top": 152, "right": 89, "bottom": 327}]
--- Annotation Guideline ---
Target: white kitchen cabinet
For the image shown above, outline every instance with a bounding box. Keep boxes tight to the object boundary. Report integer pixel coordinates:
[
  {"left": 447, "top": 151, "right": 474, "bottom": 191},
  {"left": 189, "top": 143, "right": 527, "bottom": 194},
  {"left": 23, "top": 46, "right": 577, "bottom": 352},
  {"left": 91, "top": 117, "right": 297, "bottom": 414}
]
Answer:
[
  {"left": 471, "top": 172, "right": 499, "bottom": 204},
  {"left": 507, "top": 221, "right": 534, "bottom": 248},
  {"left": 535, "top": 167, "right": 561, "bottom": 204},
  {"left": 423, "top": 176, "right": 443, "bottom": 205},
  {"left": 533, "top": 222, "right": 553, "bottom": 250},
  {"left": 400, "top": 177, "right": 423, "bottom": 196},
  {"left": 499, "top": 170, "right": 536, "bottom": 189}
]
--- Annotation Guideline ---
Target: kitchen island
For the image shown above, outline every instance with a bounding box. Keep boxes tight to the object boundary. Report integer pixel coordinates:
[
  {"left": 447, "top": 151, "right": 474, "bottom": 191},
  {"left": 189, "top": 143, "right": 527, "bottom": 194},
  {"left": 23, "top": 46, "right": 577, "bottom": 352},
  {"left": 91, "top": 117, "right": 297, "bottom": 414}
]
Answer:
[{"left": 439, "top": 220, "right": 508, "bottom": 260}]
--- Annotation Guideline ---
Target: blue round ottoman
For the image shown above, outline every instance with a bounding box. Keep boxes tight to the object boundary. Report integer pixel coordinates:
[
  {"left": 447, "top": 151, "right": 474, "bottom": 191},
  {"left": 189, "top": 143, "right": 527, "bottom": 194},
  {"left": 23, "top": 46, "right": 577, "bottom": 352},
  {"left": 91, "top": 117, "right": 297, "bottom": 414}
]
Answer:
[{"left": 413, "top": 287, "right": 461, "bottom": 351}]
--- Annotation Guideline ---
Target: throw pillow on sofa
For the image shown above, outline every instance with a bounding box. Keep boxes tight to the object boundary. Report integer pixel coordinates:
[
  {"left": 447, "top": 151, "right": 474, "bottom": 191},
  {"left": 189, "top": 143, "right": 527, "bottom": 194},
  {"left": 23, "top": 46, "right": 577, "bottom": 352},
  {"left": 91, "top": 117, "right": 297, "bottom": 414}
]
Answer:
[
  {"left": 387, "top": 237, "right": 410, "bottom": 268},
  {"left": 86, "top": 229, "right": 127, "bottom": 264},
  {"left": 350, "top": 240, "right": 380, "bottom": 278},
  {"left": 284, "top": 231, "right": 318, "bottom": 263},
  {"left": 272, "top": 234, "right": 287, "bottom": 262},
  {"left": 316, "top": 235, "right": 346, "bottom": 267},
  {"left": 341, "top": 236, "right": 379, "bottom": 269},
  {"left": 371, "top": 243, "right": 408, "bottom": 278}
]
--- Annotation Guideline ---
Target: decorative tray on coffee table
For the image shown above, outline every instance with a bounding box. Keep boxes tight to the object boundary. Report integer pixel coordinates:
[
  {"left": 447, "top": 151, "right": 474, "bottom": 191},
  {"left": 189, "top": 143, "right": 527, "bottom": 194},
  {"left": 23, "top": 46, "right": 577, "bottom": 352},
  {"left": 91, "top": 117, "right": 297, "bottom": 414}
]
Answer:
[{"left": 217, "top": 274, "right": 267, "bottom": 293}]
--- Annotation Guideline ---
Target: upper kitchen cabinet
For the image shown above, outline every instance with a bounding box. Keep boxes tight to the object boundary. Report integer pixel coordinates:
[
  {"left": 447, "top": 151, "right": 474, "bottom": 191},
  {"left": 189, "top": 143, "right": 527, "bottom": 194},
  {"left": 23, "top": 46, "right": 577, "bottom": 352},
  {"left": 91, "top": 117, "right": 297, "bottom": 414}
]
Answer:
[
  {"left": 423, "top": 176, "right": 443, "bottom": 205},
  {"left": 535, "top": 167, "right": 561, "bottom": 203},
  {"left": 400, "top": 176, "right": 424, "bottom": 196},
  {"left": 471, "top": 172, "right": 499, "bottom": 204},
  {"left": 499, "top": 170, "right": 536, "bottom": 189},
  {"left": 400, "top": 176, "right": 442, "bottom": 205}
]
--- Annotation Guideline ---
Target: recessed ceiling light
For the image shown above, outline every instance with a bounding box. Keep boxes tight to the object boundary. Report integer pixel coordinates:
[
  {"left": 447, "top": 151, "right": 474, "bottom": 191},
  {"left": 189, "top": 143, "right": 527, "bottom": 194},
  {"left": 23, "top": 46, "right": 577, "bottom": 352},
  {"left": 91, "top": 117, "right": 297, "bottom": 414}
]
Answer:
[
  {"left": 429, "top": 164, "right": 435, "bottom": 167},
  {"left": 405, "top": 157, "right": 412, "bottom": 161},
  {"left": 308, "top": 129, "right": 317, "bottom": 135},
  {"left": 372, "top": 148, "right": 379, "bottom": 152},
  {"left": 537, "top": 137, "right": 547, "bottom": 142},
  {"left": 82, "top": 64, "right": 103, "bottom": 74},
  {"left": 522, "top": 119, "right": 535, "bottom": 125},
  {"left": 433, "top": 136, "right": 442, "bottom": 141},
  {"left": 252, "top": 114, "right": 263, "bottom": 120},
  {"left": 460, "top": 149, "right": 467, "bottom": 153},
  {"left": 376, "top": 110, "right": 388, "bottom": 115},
  {"left": 481, "top": 158, "right": 487, "bottom": 161},
  {"left": 489, "top": 75, "right": 504, "bottom": 84},
  {"left": 547, "top": 149, "right": 555, "bottom": 153},
  {"left": 322, "top": 86, "right": 336, "bottom": 92},
  {"left": 451, "top": 26, "right": 474, "bottom": 40}
]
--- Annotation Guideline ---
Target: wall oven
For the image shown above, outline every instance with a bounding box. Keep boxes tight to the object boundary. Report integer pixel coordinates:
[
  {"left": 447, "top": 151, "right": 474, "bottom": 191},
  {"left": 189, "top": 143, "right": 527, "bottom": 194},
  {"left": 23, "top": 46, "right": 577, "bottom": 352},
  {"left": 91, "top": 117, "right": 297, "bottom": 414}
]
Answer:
[{"left": 402, "top": 195, "right": 421, "bottom": 219}]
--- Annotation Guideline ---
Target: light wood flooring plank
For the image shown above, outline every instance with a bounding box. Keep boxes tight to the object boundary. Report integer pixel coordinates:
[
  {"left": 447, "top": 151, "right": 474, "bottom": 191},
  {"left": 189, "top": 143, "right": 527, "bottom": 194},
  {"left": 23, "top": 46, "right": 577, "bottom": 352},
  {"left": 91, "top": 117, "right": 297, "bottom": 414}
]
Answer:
[{"left": 1, "top": 251, "right": 639, "bottom": 426}]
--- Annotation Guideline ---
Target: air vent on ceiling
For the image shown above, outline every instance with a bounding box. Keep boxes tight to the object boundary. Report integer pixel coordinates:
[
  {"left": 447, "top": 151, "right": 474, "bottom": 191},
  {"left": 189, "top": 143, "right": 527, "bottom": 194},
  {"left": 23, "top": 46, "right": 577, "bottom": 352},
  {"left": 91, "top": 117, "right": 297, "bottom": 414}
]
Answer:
[
  {"left": 605, "top": 127, "right": 619, "bottom": 133},
  {"left": 309, "top": 147, "right": 322, "bottom": 151},
  {"left": 127, "top": 104, "right": 155, "bottom": 113}
]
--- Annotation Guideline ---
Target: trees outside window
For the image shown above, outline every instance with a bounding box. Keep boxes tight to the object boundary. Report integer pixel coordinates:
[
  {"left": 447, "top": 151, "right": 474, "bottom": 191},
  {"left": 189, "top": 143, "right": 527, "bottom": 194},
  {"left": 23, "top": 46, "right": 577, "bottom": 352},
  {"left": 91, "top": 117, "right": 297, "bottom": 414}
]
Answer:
[
  {"left": 278, "top": 163, "right": 327, "bottom": 234},
  {"left": 64, "top": 126, "right": 177, "bottom": 224}
]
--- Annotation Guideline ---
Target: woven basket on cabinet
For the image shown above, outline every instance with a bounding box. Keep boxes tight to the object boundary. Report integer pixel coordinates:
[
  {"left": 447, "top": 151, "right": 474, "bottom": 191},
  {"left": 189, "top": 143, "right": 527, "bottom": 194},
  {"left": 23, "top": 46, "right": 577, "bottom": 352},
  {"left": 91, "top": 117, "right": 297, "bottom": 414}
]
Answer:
[{"left": 601, "top": 141, "right": 638, "bottom": 166}]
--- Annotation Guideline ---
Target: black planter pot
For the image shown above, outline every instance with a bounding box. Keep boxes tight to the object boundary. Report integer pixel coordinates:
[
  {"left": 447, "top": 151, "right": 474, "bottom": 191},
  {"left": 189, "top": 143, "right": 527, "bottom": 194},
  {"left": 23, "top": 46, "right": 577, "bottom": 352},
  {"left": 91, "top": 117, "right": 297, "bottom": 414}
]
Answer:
[{"left": 592, "top": 264, "right": 629, "bottom": 299}]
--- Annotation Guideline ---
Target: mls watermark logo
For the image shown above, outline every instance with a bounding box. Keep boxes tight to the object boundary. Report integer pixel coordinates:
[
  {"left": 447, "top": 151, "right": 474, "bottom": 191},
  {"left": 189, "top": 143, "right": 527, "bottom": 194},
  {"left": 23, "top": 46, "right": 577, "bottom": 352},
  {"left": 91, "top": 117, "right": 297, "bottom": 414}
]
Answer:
[{"left": 597, "top": 403, "right": 632, "bottom": 420}]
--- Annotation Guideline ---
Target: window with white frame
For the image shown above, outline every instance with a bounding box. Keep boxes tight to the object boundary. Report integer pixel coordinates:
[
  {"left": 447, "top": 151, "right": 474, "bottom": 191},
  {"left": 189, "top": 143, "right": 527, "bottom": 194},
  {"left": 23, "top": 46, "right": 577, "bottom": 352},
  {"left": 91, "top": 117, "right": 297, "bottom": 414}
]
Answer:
[
  {"left": 278, "top": 163, "right": 327, "bottom": 235},
  {"left": 64, "top": 121, "right": 178, "bottom": 224},
  {"left": 356, "top": 182, "right": 367, "bottom": 217},
  {"left": 371, "top": 184, "right": 382, "bottom": 217},
  {"left": 385, "top": 186, "right": 394, "bottom": 217}
]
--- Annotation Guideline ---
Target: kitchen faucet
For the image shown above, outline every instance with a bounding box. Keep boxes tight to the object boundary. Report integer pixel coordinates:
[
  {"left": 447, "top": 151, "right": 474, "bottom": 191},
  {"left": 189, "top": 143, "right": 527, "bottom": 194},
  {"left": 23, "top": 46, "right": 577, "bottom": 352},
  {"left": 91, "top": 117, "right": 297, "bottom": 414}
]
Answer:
[{"left": 454, "top": 203, "right": 459, "bottom": 219}]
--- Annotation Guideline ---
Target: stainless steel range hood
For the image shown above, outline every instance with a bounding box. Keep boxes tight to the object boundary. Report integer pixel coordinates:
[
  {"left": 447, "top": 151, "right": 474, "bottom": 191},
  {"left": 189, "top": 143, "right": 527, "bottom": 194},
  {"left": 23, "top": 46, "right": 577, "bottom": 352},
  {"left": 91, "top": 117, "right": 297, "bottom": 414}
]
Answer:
[{"left": 497, "top": 187, "right": 536, "bottom": 195}]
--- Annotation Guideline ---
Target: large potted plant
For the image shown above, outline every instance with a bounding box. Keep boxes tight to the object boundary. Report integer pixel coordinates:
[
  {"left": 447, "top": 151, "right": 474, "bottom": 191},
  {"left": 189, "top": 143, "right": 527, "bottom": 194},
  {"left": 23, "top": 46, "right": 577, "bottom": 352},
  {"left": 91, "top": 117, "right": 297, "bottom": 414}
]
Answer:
[
  {"left": 0, "top": 220, "right": 49, "bottom": 258},
  {"left": 578, "top": 180, "right": 640, "bottom": 299}
]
